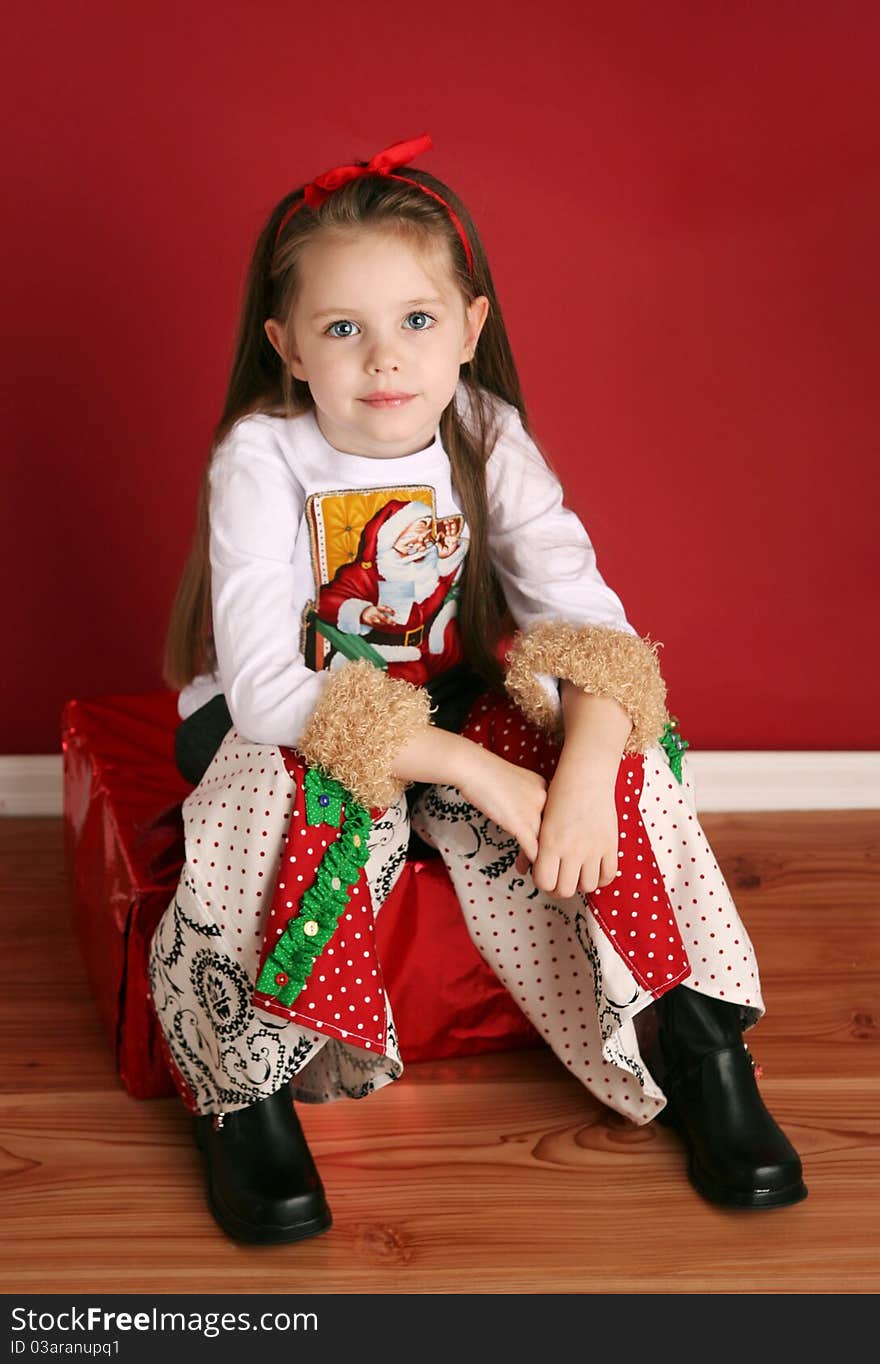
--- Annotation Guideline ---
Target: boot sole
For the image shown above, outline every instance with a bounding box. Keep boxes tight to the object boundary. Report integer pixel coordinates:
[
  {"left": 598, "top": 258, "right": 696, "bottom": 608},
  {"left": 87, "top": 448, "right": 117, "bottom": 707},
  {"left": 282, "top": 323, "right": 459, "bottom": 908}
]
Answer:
[
  {"left": 688, "top": 1154, "right": 808, "bottom": 1210},
  {"left": 194, "top": 1119, "right": 333, "bottom": 1245}
]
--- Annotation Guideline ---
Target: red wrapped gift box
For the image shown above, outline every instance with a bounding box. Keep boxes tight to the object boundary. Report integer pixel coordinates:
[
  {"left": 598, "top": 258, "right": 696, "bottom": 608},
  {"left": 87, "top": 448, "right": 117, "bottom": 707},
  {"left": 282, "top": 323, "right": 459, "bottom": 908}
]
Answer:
[{"left": 61, "top": 690, "right": 541, "bottom": 1099}]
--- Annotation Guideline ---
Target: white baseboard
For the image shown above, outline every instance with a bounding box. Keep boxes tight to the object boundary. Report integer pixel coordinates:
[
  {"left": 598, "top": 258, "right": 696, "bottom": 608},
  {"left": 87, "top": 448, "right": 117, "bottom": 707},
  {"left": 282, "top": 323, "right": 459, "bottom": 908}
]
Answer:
[
  {"left": 0, "top": 751, "right": 878, "bottom": 817},
  {"left": 0, "top": 756, "right": 67, "bottom": 817},
  {"left": 683, "top": 751, "right": 879, "bottom": 812}
]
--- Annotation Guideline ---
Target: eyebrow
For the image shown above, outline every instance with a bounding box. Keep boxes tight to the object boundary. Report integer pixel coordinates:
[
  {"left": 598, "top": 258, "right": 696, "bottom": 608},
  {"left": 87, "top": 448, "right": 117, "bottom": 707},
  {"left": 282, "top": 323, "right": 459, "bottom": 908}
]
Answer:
[{"left": 310, "top": 297, "right": 447, "bottom": 321}]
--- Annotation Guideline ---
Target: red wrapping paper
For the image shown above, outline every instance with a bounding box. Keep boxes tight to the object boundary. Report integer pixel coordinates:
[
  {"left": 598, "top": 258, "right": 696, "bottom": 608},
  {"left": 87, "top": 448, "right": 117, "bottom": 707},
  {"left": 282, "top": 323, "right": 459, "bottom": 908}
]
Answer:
[
  {"left": 61, "top": 690, "right": 188, "bottom": 1099},
  {"left": 374, "top": 856, "right": 540, "bottom": 1057}
]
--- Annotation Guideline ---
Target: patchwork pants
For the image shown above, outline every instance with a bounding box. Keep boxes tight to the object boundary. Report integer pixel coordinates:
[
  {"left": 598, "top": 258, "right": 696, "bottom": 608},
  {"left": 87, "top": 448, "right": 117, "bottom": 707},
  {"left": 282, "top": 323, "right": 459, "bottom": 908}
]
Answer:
[{"left": 148, "top": 682, "right": 764, "bottom": 1126}]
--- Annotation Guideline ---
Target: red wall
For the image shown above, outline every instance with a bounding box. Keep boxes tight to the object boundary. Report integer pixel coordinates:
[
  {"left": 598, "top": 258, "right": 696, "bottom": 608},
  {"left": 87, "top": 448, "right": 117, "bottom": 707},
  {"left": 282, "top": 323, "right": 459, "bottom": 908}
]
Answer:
[{"left": 5, "top": 2, "right": 878, "bottom": 753}]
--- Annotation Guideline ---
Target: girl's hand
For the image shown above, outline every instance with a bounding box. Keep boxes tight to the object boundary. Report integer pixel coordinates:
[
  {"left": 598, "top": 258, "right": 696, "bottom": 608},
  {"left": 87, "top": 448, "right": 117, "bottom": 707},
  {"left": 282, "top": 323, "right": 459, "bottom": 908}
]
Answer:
[
  {"left": 514, "top": 775, "right": 619, "bottom": 898},
  {"left": 458, "top": 746, "right": 548, "bottom": 868}
]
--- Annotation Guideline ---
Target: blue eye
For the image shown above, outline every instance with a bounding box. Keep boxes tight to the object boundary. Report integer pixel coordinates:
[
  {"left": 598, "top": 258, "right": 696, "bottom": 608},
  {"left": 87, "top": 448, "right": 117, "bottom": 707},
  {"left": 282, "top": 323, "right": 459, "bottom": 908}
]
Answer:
[
  {"left": 326, "top": 320, "right": 359, "bottom": 338},
  {"left": 405, "top": 311, "right": 435, "bottom": 330}
]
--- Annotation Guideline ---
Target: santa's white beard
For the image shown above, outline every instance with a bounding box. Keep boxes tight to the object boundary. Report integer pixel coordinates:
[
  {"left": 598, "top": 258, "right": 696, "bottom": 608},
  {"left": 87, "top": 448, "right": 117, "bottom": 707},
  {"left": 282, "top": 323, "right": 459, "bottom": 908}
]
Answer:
[{"left": 377, "top": 542, "right": 441, "bottom": 612}]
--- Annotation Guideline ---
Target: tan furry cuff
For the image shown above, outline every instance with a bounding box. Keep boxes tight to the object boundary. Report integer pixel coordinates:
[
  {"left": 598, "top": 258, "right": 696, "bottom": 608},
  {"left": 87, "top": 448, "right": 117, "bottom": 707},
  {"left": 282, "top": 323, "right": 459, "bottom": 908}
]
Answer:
[
  {"left": 504, "top": 619, "right": 670, "bottom": 753},
  {"left": 297, "top": 659, "right": 433, "bottom": 811}
]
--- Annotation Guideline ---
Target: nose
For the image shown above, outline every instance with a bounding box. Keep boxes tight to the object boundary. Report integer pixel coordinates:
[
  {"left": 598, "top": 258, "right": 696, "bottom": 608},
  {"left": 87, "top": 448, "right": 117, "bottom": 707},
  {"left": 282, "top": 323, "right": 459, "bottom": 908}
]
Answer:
[{"left": 365, "top": 330, "right": 401, "bottom": 374}]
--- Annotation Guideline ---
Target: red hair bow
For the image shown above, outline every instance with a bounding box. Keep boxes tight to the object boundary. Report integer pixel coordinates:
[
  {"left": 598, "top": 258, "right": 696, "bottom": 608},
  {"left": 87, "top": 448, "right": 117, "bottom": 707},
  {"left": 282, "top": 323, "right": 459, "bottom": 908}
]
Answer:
[
  {"left": 274, "top": 132, "right": 474, "bottom": 275},
  {"left": 302, "top": 132, "right": 434, "bottom": 207}
]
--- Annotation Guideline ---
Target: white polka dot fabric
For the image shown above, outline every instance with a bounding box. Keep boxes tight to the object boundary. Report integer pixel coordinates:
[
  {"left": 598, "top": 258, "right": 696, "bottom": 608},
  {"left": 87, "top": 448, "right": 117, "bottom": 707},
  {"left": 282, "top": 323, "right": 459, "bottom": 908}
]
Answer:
[{"left": 638, "top": 750, "right": 763, "bottom": 1014}]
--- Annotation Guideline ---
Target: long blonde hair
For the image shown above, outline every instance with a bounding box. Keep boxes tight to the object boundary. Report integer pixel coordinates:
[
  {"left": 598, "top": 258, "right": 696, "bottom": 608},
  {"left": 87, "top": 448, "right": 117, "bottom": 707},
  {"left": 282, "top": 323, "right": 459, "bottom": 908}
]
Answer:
[{"left": 162, "top": 158, "right": 552, "bottom": 697}]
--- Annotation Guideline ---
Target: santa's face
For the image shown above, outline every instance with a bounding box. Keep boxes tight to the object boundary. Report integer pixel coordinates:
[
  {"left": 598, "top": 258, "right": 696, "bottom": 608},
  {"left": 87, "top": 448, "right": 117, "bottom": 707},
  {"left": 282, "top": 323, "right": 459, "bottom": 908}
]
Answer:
[
  {"left": 393, "top": 516, "right": 434, "bottom": 562},
  {"left": 268, "top": 230, "right": 489, "bottom": 460},
  {"left": 380, "top": 515, "right": 439, "bottom": 593}
]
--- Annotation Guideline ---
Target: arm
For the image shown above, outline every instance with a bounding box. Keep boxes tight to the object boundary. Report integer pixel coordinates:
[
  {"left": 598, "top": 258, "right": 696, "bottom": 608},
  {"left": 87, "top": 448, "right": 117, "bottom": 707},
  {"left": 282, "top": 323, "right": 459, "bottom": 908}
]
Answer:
[
  {"left": 388, "top": 723, "right": 481, "bottom": 787},
  {"left": 390, "top": 709, "right": 550, "bottom": 872},
  {"left": 555, "top": 682, "right": 633, "bottom": 788},
  {"left": 209, "top": 421, "right": 334, "bottom": 745},
  {"left": 478, "top": 399, "right": 668, "bottom": 894},
  {"left": 513, "top": 684, "right": 632, "bottom": 898},
  {"left": 479, "top": 401, "right": 669, "bottom": 751}
]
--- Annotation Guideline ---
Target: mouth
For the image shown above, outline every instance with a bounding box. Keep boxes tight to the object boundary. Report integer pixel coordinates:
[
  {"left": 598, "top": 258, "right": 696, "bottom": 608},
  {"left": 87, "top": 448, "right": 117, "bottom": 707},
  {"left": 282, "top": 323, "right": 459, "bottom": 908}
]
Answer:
[{"left": 359, "top": 392, "right": 415, "bottom": 408}]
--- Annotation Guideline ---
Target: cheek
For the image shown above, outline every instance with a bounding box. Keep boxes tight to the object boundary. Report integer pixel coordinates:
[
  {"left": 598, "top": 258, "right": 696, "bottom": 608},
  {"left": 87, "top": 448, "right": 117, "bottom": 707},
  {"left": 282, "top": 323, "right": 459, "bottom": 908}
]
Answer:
[{"left": 309, "top": 345, "right": 354, "bottom": 384}]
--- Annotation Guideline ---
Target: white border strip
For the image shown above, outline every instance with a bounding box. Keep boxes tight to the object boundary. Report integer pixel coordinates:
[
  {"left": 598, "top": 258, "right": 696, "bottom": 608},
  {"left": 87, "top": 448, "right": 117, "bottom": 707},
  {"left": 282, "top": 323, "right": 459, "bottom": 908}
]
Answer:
[
  {"left": 0, "top": 757, "right": 67, "bottom": 817},
  {"left": 685, "top": 751, "right": 880, "bottom": 812},
  {"left": 0, "top": 752, "right": 878, "bottom": 817}
]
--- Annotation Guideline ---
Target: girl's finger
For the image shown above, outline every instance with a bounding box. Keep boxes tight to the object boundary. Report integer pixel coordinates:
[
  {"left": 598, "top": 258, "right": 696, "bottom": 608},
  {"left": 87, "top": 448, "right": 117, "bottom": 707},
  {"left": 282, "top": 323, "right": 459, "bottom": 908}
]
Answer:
[
  {"left": 555, "top": 858, "right": 582, "bottom": 900},
  {"left": 578, "top": 859, "right": 601, "bottom": 896},
  {"left": 598, "top": 850, "right": 619, "bottom": 887},
  {"left": 532, "top": 850, "right": 560, "bottom": 895},
  {"left": 523, "top": 828, "right": 541, "bottom": 864}
]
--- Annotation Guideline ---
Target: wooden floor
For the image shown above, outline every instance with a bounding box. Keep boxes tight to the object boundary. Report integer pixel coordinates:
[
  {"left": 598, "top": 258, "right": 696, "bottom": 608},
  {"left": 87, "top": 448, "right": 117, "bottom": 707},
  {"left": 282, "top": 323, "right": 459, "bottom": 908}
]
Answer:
[{"left": 1, "top": 812, "right": 877, "bottom": 1295}]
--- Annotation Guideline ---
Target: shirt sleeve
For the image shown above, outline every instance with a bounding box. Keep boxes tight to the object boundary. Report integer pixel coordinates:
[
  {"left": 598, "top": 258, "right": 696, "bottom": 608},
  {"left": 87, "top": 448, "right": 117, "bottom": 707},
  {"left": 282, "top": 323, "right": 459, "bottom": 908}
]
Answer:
[
  {"left": 485, "top": 401, "right": 637, "bottom": 718},
  {"left": 209, "top": 419, "right": 333, "bottom": 747}
]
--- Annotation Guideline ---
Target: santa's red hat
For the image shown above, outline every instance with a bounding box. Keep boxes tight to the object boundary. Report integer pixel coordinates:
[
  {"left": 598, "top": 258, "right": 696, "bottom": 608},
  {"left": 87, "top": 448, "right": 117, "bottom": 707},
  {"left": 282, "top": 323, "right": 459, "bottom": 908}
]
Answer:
[{"left": 355, "top": 498, "right": 432, "bottom": 566}]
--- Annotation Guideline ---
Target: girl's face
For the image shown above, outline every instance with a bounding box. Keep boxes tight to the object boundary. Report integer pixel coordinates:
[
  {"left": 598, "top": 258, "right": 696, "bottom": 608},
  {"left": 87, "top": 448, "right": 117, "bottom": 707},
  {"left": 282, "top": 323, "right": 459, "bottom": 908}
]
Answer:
[{"left": 265, "top": 229, "right": 489, "bottom": 459}]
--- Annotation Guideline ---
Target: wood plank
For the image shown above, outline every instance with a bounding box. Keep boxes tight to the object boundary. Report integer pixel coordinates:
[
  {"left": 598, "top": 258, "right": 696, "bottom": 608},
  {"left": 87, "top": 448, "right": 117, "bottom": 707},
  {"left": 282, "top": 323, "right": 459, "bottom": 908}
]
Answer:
[
  {"left": 0, "top": 1077, "right": 876, "bottom": 1293},
  {"left": 0, "top": 814, "right": 877, "bottom": 1293}
]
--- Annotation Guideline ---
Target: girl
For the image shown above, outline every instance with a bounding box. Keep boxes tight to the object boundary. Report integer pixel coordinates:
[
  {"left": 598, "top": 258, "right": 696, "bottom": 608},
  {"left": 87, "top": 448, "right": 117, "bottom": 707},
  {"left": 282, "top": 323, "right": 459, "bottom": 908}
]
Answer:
[{"left": 152, "top": 132, "right": 807, "bottom": 1245}]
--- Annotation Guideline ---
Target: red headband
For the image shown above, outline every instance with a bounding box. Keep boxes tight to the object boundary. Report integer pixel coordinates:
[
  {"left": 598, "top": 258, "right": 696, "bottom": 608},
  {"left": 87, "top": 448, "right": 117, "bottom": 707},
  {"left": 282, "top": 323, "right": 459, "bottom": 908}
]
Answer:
[{"left": 272, "top": 131, "right": 475, "bottom": 276}]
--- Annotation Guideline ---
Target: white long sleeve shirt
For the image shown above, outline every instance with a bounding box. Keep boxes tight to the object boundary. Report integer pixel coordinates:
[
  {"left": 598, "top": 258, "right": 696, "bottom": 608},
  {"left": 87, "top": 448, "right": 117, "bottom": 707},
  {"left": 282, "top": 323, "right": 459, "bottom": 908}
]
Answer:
[{"left": 177, "top": 379, "right": 637, "bottom": 742}]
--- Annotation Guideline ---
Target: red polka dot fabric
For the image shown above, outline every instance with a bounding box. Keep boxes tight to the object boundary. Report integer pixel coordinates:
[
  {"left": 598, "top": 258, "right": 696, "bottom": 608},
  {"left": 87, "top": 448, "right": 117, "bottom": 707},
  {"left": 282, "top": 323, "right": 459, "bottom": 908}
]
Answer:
[
  {"left": 588, "top": 754, "right": 691, "bottom": 997},
  {"left": 459, "top": 687, "right": 561, "bottom": 769},
  {"left": 252, "top": 745, "right": 389, "bottom": 1054},
  {"left": 458, "top": 692, "right": 691, "bottom": 998}
]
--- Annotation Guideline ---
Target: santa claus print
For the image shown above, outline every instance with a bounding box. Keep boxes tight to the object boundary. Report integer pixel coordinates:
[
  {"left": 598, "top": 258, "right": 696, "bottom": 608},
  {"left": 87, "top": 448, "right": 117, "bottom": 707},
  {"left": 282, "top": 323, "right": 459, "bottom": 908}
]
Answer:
[{"left": 300, "top": 486, "right": 470, "bottom": 688}]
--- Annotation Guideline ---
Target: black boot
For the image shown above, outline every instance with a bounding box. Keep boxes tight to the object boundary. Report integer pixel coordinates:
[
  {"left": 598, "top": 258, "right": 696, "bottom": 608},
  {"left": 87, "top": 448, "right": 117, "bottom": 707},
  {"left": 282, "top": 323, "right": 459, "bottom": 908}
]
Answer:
[
  {"left": 193, "top": 1087, "right": 332, "bottom": 1244},
  {"left": 652, "top": 985, "right": 807, "bottom": 1209}
]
